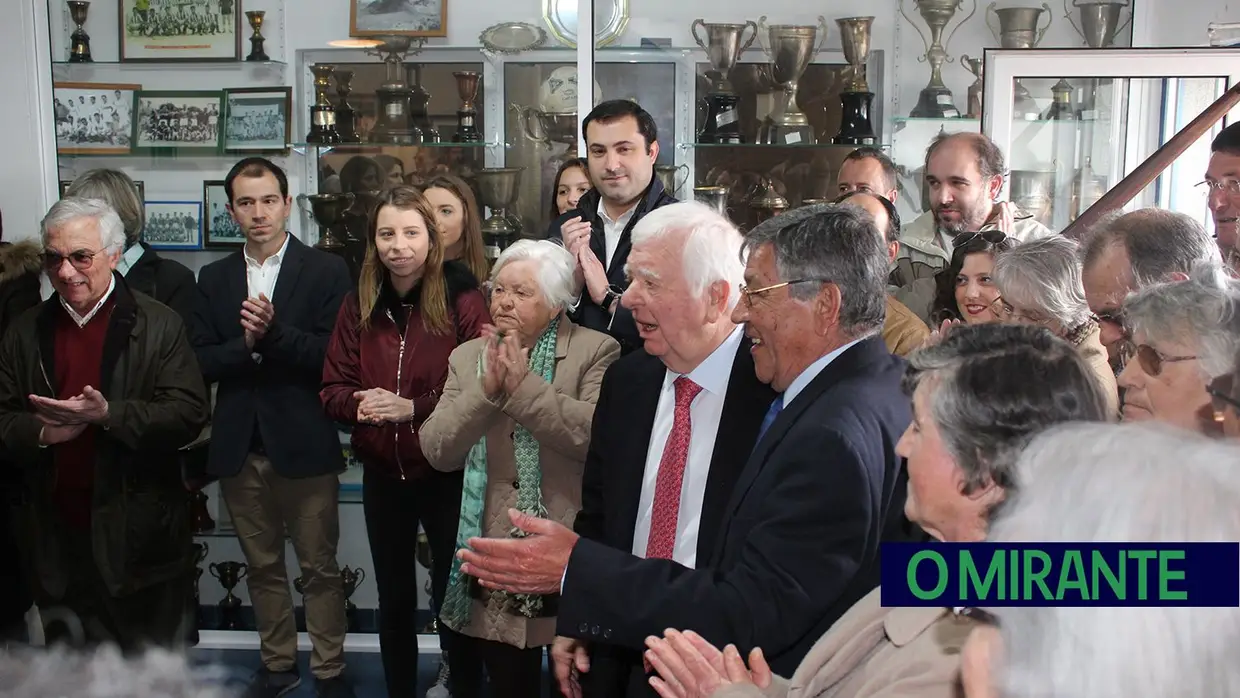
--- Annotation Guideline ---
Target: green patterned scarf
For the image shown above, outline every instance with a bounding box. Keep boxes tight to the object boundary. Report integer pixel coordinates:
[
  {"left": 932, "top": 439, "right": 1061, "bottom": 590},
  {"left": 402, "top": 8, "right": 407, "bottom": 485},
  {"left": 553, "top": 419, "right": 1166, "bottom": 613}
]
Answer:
[{"left": 440, "top": 316, "right": 560, "bottom": 629}]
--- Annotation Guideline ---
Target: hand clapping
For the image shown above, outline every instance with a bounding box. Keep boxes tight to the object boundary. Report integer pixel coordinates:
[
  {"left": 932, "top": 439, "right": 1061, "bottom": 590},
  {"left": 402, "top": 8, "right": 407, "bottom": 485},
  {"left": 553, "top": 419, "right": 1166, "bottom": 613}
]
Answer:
[
  {"left": 241, "top": 294, "right": 274, "bottom": 349},
  {"left": 354, "top": 388, "right": 414, "bottom": 425},
  {"left": 480, "top": 325, "right": 532, "bottom": 399}
]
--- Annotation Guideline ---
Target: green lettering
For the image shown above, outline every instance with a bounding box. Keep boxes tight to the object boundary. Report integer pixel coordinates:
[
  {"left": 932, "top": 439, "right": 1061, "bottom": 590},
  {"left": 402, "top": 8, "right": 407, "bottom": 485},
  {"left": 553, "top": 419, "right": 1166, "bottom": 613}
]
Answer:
[
  {"left": 1159, "top": 550, "right": 1188, "bottom": 600},
  {"left": 1009, "top": 546, "right": 1018, "bottom": 600},
  {"left": 1091, "top": 550, "right": 1126, "bottom": 600},
  {"left": 961, "top": 550, "right": 1004, "bottom": 601},
  {"left": 1129, "top": 550, "right": 1156, "bottom": 600},
  {"left": 1023, "top": 550, "right": 1054, "bottom": 599},
  {"left": 1056, "top": 550, "right": 1090, "bottom": 600},
  {"left": 907, "top": 550, "right": 948, "bottom": 600}
]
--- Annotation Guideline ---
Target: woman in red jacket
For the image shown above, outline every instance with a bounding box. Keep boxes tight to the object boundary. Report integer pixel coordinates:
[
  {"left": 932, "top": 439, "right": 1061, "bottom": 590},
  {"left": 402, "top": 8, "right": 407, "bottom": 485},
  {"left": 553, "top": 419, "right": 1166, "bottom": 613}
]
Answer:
[{"left": 321, "top": 185, "right": 489, "bottom": 698}]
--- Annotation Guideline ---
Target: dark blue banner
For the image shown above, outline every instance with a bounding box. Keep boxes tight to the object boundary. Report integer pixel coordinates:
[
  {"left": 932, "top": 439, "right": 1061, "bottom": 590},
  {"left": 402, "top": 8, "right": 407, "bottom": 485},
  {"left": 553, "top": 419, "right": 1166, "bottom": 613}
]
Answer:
[{"left": 880, "top": 542, "right": 1240, "bottom": 607}]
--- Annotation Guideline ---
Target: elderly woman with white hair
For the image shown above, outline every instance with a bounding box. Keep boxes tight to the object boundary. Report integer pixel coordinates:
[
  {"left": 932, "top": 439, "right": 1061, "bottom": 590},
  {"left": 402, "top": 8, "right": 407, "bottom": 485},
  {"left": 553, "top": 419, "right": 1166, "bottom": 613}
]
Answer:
[
  {"left": 960, "top": 422, "right": 1240, "bottom": 698},
  {"left": 420, "top": 239, "right": 621, "bottom": 697},
  {"left": 991, "top": 235, "right": 1119, "bottom": 417},
  {"left": 1116, "top": 273, "right": 1240, "bottom": 434}
]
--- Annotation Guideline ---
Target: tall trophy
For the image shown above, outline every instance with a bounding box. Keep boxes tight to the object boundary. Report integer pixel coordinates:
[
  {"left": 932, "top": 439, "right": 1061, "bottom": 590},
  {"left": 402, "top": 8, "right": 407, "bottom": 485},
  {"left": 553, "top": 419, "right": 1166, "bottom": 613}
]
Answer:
[
  {"left": 407, "top": 64, "right": 440, "bottom": 143},
  {"left": 690, "top": 20, "right": 758, "bottom": 144},
  {"left": 306, "top": 64, "right": 341, "bottom": 144},
  {"left": 900, "top": 0, "right": 977, "bottom": 118},
  {"left": 298, "top": 193, "right": 355, "bottom": 252},
  {"left": 694, "top": 186, "right": 729, "bottom": 217},
  {"left": 452, "top": 71, "right": 482, "bottom": 142},
  {"left": 333, "top": 69, "right": 361, "bottom": 143},
  {"left": 244, "top": 11, "right": 269, "bottom": 62},
  {"left": 834, "top": 17, "right": 877, "bottom": 145},
  {"left": 476, "top": 168, "right": 524, "bottom": 259},
  {"left": 1065, "top": 0, "right": 1129, "bottom": 47},
  {"left": 67, "top": 1, "right": 92, "bottom": 63},
  {"left": 756, "top": 17, "right": 827, "bottom": 145},
  {"left": 987, "top": 3, "right": 1051, "bottom": 120},
  {"left": 209, "top": 561, "right": 248, "bottom": 631},
  {"left": 962, "top": 54, "right": 984, "bottom": 119},
  {"left": 368, "top": 37, "right": 419, "bottom": 145}
]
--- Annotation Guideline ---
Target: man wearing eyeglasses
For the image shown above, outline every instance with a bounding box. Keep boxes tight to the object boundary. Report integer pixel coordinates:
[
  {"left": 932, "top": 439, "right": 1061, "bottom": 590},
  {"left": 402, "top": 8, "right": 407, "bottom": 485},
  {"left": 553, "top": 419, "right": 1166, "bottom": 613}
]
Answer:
[
  {"left": 1205, "top": 122, "right": 1240, "bottom": 271},
  {"left": 0, "top": 198, "right": 209, "bottom": 649}
]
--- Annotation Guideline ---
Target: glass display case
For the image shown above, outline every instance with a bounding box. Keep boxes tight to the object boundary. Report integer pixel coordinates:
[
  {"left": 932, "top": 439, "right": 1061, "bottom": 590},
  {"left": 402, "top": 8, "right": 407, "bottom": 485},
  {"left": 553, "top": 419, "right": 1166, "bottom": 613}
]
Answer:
[{"left": 982, "top": 47, "right": 1240, "bottom": 232}]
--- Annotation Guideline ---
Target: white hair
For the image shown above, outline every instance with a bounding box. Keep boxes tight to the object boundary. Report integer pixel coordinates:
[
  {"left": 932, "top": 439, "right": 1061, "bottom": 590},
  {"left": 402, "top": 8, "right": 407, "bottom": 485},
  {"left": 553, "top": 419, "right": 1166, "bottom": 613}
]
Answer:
[
  {"left": 628, "top": 201, "right": 745, "bottom": 309},
  {"left": 1123, "top": 274, "right": 1240, "bottom": 379},
  {"left": 0, "top": 645, "right": 236, "bottom": 698},
  {"left": 988, "top": 422, "right": 1240, "bottom": 698},
  {"left": 41, "top": 197, "right": 126, "bottom": 253},
  {"left": 993, "top": 235, "right": 1093, "bottom": 329},
  {"left": 490, "top": 239, "right": 577, "bottom": 310}
]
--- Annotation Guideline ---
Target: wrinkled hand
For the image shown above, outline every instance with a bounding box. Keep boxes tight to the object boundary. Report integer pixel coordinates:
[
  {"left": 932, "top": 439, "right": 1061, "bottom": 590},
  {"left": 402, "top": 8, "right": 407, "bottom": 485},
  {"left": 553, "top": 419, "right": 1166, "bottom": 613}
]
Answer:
[
  {"left": 30, "top": 385, "right": 109, "bottom": 426},
  {"left": 578, "top": 246, "right": 610, "bottom": 306},
  {"left": 994, "top": 201, "right": 1016, "bottom": 236},
  {"left": 645, "top": 630, "right": 772, "bottom": 698},
  {"left": 499, "top": 332, "right": 531, "bottom": 395},
  {"left": 39, "top": 422, "right": 88, "bottom": 445},
  {"left": 353, "top": 387, "right": 414, "bottom": 424},
  {"left": 919, "top": 318, "right": 962, "bottom": 351},
  {"left": 241, "top": 294, "right": 274, "bottom": 348},
  {"left": 457, "top": 509, "right": 578, "bottom": 595},
  {"left": 552, "top": 636, "right": 591, "bottom": 698},
  {"left": 479, "top": 326, "right": 508, "bottom": 399}
]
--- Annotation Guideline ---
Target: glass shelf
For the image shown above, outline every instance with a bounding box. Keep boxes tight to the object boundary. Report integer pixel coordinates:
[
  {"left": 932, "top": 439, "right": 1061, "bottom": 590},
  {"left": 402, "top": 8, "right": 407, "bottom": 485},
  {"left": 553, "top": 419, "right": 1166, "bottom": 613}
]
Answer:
[
  {"left": 53, "top": 60, "right": 287, "bottom": 68},
  {"left": 292, "top": 141, "right": 496, "bottom": 149},
  {"left": 893, "top": 116, "right": 980, "bottom": 124}
]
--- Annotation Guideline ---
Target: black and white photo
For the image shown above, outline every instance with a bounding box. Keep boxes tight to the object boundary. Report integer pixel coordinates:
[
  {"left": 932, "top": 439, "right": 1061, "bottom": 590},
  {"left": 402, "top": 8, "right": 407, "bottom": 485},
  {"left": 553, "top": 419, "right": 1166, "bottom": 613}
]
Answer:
[
  {"left": 350, "top": 0, "right": 446, "bottom": 37},
  {"left": 202, "top": 180, "right": 245, "bottom": 247},
  {"left": 53, "top": 82, "right": 140, "bottom": 155},
  {"left": 224, "top": 87, "right": 292, "bottom": 153},
  {"left": 143, "top": 200, "right": 203, "bottom": 250},
  {"left": 120, "top": 0, "right": 242, "bottom": 62},
  {"left": 133, "top": 91, "right": 224, "bottom": 151}
]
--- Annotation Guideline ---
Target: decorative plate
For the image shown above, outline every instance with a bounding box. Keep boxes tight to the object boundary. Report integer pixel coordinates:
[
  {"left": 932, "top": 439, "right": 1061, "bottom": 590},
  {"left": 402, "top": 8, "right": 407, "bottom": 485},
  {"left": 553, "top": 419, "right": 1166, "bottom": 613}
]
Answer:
[
  {"left": 541, "top": 0, "right": 630, "bottom": 48},
  {"left": 479, "top": 22, "right": 548, "bottom": 54}
]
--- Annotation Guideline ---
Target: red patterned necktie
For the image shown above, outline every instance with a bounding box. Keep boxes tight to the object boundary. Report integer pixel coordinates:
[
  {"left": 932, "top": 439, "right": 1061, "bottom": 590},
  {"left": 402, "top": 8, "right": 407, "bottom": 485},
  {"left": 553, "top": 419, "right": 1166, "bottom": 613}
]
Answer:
[{"left": 646, "top": 375, "right": 703, "bottom": 560}]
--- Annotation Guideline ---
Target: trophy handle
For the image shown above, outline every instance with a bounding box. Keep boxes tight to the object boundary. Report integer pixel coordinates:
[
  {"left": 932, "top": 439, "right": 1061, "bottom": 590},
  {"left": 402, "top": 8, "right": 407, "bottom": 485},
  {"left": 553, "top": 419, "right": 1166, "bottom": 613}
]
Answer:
[
  {"left": 897, "top": 0, "right": 931, "bottom": 58},
  {"left": 237, "top": 564, "right": 249, "bottom": 580},
  {"left": 674, "top": 164, "right": 690, "bottom": 194},
  {"left": 813, "top": 16, "right": 829, "bottom": 59},
  {"left": 690, "top": 19, "right": 708, "bottom": 51},
  {"left": 985, "top": 1, "right": 1001, "bottom": 43},
  {"left": 1112, "top": 10, "right": 1132, "bottom": 43},
  {"left": 342, "top": 192, "right": 356, "bottom": 209},
  {"left": 756, "top": 16, "right": 771, "bottom": 62},
  {"left": 519, "top": 106, "right": 545, "bottom": 144},
  {"left": 1035, "top": 2, "right": 1052, "bottom": 45},
  {"left": 739, "top": 20, "right": 758, "bottom": 54},
  {"left": 295, "top": 193, "right": 312, "bottom": 216},
  {"left": 1064, "top": 0, "right": 1085, "bottom": 41},
  {"left": 944, "top": 0, "right": 978, "bottom": 55},
  {"left": 356, "top": 568, "right": 366, "bottom": 585},
  {"left": 208, "top": 562, "right": 222, "bottom": 579}
]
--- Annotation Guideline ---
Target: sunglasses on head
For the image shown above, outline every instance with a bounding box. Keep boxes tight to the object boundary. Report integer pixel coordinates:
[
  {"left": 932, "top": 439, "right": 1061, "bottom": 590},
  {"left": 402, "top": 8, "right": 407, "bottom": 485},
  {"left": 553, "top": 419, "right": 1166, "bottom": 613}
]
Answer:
[
  {"left": 42, "top": 249, "right": 101, "bottom": 272},
  {"left": 951, "top": 230, "right": 1008, "bottom": 248},
  {"left": 1124, "top": 341, "right": 1197, "bottom": 377}
]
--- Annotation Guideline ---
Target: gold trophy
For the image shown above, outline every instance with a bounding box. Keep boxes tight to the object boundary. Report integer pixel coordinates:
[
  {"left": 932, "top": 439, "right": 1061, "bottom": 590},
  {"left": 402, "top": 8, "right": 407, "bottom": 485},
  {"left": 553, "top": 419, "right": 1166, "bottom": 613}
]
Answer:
[
  {"left": 900, "top": 0, "right": 977, "bottom": 118},
  {"left": 694, "top": 186, "right": 729, "bottom": 217},
  {"left": 298, "top": 193, "right": 356, "bottom": 251},
  {"left": 962, "top": 54, "right": 984, "bottom": 119},
  {"left": 476, "top": 168, "right": 524, "bottom": 260},
  {"left": 67, "top": 1, "right": 92, "bottom": 63},
  {"left": 834, "top": 17, "right": 877, "bottom": 145},
  {"left": 756, "top": 16, "right": 827, "bottom": 145},
  {"left": 306, "top": 64, "right": 342, "bottom": 144},
  {"left": 452, "top": 71, "right": 482, "bottom": 143},
  {"left": 244, "top": 11, "right": 269, "bottom": 62}
]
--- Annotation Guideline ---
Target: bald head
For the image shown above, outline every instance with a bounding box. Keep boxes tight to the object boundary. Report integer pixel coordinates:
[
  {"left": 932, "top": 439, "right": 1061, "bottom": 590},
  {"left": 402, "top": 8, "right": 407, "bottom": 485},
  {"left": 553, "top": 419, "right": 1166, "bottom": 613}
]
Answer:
[{"left": 839, "top": 191, "right": 900, "bottom": 263}]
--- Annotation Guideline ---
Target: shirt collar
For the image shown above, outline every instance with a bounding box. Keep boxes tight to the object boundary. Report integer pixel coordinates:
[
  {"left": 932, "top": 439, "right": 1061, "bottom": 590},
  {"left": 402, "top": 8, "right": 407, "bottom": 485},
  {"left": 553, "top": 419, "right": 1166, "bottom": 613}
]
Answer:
[
  {"left": 244, "top": 231, "right": 290, "bottom": 267},
  {"left": 665, "top": 325, "right": 745, "bottom": 397},
  {"left": 116, "top": 243, "right": 145, "bottom": 276},
  {"left": 60, "top": 274, "right": 117, "bottom": 328},
  {"left": 597, "top": 198, "right": 637, "bottom": 229},
  {"left": 783, "top": 335, "right": 871, "bottom": 406}
]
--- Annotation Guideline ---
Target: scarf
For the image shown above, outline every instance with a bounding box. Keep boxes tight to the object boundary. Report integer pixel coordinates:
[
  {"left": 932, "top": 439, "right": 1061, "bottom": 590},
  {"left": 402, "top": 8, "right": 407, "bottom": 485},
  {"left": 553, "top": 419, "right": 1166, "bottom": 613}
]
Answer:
[{"left": 440, "top": 316, "right": 560, "bottom": 629}]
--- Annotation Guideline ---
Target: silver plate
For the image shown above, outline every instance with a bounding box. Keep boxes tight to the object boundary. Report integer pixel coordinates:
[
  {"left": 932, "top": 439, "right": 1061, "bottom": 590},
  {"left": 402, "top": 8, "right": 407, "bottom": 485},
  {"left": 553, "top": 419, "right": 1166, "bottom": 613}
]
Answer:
[
  {"left": 542, "top": 0, "right": 630, "bottom": 48},
  {"left": 479, "top": 22, "right": 548, "bottom": 54}
]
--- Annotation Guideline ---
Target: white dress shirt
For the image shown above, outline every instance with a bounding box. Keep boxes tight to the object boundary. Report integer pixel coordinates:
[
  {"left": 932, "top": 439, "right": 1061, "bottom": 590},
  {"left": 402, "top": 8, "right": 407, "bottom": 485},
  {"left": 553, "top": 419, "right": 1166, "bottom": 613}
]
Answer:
[
  {"left": 596, "top": 198, "right": 636, "bottom": 270},
  {"left": 782, "top": 335, "right": 871, "bottom": 407},
  {"left": 631, "top": 326, "right": 745, "bottom": 568},
  {"left": 60, "top": 275, "right": 116, "bottom": 328},
  {"left": 115, "top": 243, "right": 145, "bottom": 277},
  {"left": 244, "top": 232, "right": 290, "bottom": 299}
]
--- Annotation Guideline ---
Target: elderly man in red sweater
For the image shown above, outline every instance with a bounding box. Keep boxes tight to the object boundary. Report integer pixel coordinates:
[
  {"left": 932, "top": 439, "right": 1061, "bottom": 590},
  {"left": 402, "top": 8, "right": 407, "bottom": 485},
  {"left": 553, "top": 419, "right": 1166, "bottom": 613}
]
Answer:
[{"left": 0, "top": 197, "right": 209, "bottom": 649}]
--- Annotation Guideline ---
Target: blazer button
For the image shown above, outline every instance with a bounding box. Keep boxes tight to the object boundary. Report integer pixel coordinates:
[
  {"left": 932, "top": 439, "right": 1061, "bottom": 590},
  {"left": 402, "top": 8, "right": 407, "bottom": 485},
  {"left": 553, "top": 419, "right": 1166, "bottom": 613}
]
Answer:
[
  {"left": 591, "top": 625, "right": 600, "bottom": 636},
  {"left": 603, "top": 629, "right": 613, "bottom": 640},
  {"left": 578, "top": 622, "right": 589, "bottom": 634},
  {"left": 512, "top": 481, "right": 520, "bottom": 489}
]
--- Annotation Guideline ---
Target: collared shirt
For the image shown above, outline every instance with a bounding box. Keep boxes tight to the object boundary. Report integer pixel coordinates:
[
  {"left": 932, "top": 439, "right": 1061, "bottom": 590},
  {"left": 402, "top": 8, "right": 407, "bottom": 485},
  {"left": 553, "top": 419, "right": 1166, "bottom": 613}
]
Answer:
[
  {"left": 60, "top": 275, "right": 116, "bottom": 328},
  {"left": 597, "top": 198, "right": 636, "bottom": 270},
  {"left": 631, "top": 325, "right": 745, "bottom": 568},
  {"left": 783, "top": 335, "right": 871, "bottom": 407},
  {"left": 116, "top": 243, "right": 145, "bottom": 277},
  {"left": 244, "top": 232, "right": 290, "bottom": 299}
]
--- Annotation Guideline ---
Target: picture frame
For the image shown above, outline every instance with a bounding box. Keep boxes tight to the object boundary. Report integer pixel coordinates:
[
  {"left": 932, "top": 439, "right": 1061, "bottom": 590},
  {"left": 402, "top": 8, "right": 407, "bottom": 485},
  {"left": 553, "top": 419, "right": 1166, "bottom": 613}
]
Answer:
[
  {"left": 60, "top": 179, "right": 145, "bottom": 202},
  {"left": 132, "top": 90, "right": 224, "bottom": 153},
  {"left": 350, "top": 0, "right": 446, "bottom": 38},
  {"left": 202, "top": 180, "right": 246, "bottom": 247},
  {"left": 119, "top": 0, "right": 242, "bottom": 62},
  {"left": 143, "top": 201, "right": 203, "bottom": 250},
  {"left": 223, "top": 87, "right": 292, "bottom": 154},
  {"left": 53, "top": 82, "right": 141, "bottom": 155}
]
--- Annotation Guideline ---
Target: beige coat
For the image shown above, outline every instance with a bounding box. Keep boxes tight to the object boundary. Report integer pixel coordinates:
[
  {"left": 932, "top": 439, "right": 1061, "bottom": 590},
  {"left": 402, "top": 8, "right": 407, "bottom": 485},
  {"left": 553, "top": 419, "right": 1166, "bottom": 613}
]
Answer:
[
  {"left": 883, "top": 296, "right": 930, "bottom": 357},
  {"left": 1074, "top": 322, "right": 1120, "bottom": 420},
  {"left": 419, "top": 317, "right": 620, "bottom": 649},
  {"left": 716, "top": 588, "right": 974, "bottom": 698}
]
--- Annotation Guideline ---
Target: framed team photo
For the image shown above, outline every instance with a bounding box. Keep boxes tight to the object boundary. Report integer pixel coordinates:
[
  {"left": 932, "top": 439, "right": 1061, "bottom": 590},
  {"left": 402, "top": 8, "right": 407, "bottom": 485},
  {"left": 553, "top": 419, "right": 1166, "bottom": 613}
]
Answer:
[
  {"left": 350, "top": 0, "right": 446, "bottom": 38},
  {"left": 119, "top": 0, "right": 242, "bottom": 62},
  {"left": 143, "top": 200, "right": 203, "bottom": 250},
  {"left": 53, "top": 82, "right": 140, "bottom": 155},
  {"left": 224, "top": 87, "right": 292, "bottom": 153},
  {"left": 132, "top": 90, "right": 224, "bottom": 152},
  {"left": 202, "top": 180, "right": 245, "bottom": 247}
]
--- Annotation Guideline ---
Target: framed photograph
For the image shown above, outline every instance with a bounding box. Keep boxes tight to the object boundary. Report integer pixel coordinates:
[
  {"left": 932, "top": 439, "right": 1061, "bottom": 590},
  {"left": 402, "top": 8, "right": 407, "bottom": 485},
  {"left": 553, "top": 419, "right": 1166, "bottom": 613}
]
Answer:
[
  {"left": 224, "top": 87, "right": 292, "bottom": 153},
  {"left": 350, "top": 0, "right": 446, "bottom": 38},
  {"left": 53, "top": 82, "right": 140, "bottom": 155},
  {"left": 132, "top": 91, "right": 224, "bottom": 152},
  {"left": 59, "top": 179, "right": 145, "bottom": 202},
  {"left": 202, "top": 180, "right": 245, "bottom": 247},
  {"left": 143, "top": 201, "right": 203, "bottom": 250},
  {"left": 119, "top": 0, "right": 242, "bottom": 62}
]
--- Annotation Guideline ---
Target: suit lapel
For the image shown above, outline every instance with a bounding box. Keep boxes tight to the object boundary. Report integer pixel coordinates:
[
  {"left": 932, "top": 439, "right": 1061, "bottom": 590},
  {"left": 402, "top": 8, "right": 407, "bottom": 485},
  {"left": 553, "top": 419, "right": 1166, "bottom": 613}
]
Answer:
[
  {"left": 271, "top": 235, "right": 304, "bottom": 310},
  {"left": 615, "top": 353, "right": 664, "bottom": 551}
]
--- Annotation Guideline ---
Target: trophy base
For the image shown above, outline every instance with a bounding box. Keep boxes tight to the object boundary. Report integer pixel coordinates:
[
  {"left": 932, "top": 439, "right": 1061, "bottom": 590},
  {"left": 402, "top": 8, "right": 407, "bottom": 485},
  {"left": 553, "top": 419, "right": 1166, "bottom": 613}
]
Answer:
[
  {"left": 246, "top": 37, "right": 269, "bottom": 62},
  {"left": 482, "top": 225, "right": 518, "bottom": 261},
  {"left": 69, "top": 45, "right": 92, "bottom": 63},
  {"left": 246, "top": 51, "right": 270, "bottom": 62},
  {"left": 699, "top": 93, "right": 744, "bottom": 144},
  {"left": 1014, "top": 81, "right": 1041, "bottom": 121},
  {"left": 306, "top": 109, "right": 342, "bottom": 144},
  {"left": 419, "top": 126, "right": 442, "bottom": 144},
  {"left": 454, "top": 125, "right": 481, "bottom": 143},
  {"left": 336, "top": 107, "right": 361, "bottom": 143},
  {"left": 910, "top": 86, "right": 961, "bottom": 119},
  {"left": 315, "top": 229, "right": 347, "bottom": 252},
  {"left": 833, "top": 91, "right": 877, "bottom": 146},
  {"left": 757, "top": 120, "right": 814, "bottom": 146}
]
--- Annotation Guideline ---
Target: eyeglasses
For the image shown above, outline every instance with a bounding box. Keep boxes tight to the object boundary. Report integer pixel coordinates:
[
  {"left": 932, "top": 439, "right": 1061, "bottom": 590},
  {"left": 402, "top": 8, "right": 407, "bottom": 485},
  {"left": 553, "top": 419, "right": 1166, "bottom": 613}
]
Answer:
[
  {"left": 1124, "top": 341, "right": 1197, "bottom": 377},
  {"left": 43, "top": 249, "right": 102, "bottom": 272},
  {"left": 1195, "top": 179, "right": 1240, "bottom": 196},
  {"left": 1095, "top": 307, "right": 1127, "bottom": 329},
  {"left": 1208, "top": 373, "right": 1240, "bottom": 414},
  {"left": 738, "top": 279, "right": 825, "bottom": 308},
  {"left": 951, "top": 230, "right": 1008, "bottom": 248}
]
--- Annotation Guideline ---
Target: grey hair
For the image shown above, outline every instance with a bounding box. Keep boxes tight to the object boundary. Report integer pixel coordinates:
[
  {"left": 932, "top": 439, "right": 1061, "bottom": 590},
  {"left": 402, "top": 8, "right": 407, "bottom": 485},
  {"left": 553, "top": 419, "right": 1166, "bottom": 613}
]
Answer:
[
  {"left": 41, "top": 197, "right": 126, "bottom": 254},
  {"left": 1080, "top": 208, "right": 1222, "bottom": 288},
  {"left": 63, "top": 169, "right": 144, "bottom": 247},
  {"left": 993, "top": 235, "right": 1093, "bottom": 329},
  {"left": 1124, "top": 274, "right": 1240, "bottom": 379},
  {"left": 742, "top": 204, "right": 887, "bottom": 336},
  {"left": 0, "top": 645, "right": 235, "bottom": 698},
  {"left": 987, "top": 422, "right": 1240, "bottom": 698},
  {"left": 629, "top": 201, "right": 745, "bottom": 309},
  {"left": 490, "top": 239, "right": 577, "bottom": 310},
  {"left": 902, "top": 323, "right": 1111, "bottom": 500}
]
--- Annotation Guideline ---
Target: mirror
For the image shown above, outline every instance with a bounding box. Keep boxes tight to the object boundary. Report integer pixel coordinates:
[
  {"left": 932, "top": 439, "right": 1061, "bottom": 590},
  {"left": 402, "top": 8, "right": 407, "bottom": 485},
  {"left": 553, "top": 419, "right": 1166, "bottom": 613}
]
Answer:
[{"left": 542, "top": 0, "right": 630, "bottom": 48}]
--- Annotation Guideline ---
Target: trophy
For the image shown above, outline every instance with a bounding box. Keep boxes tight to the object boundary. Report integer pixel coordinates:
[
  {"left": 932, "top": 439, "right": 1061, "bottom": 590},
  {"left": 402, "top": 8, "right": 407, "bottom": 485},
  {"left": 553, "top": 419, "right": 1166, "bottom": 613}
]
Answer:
[
  {"left": 756, "top": 16, "right": 827, "bottom": 145},
  {"left": 298, "top": 193, "right": 356, "bottom": 251},
  {"left": 962, "top": 54, "right": 984, "bottom": 119},
  {"left": 368, "top": 37, "right": 420, "bottom": 145},
  {"left": 519, "top": 107, "right": 579, "bottom": 152},
  {"left": 1065, "top": 0, "right": 1129, "bottom": 47},
  {"left": 342, "top": 566, "right": 366, "bottom": 613},
  {"left": 1010, "top": 169, "right": 1056, "bottom": 225},
  {"left": 244, "top": 11, "right": 269, "bottom": 62},
  {"left": 987, "top": 3, "right": 1051, "bottom": 120},
  {"left": 333, "top": 69, "right": 361, "bottom": 143},
  {"left": 690, "top": 20, "right": 758, "bottom": 144},
  {"left": 476, "top": 168, "right": 524, "bottom": 259},
  {"left": 750, "top": 177, "right": 789, "bottom": 224},
  {"left": 67, "top": 1, "right": 92, "bottom": 63},
  {"left": 190, "top": 490, "right": 214, "bottom": 532},
  {"left": 452, "top": 71, "right": 482, "bottom": 143},
  {"left": 694, "top": 186, "right": 729, "bottom": 217},
  {"left": 834, "top": 17, "right": 877, "bottom": 145},
  {"left": 900, "top": 0, "right": 977, "bottom": 118},
  {"left": 407, "top": 64, "right": 440, "bottom": 143},
  {"left": 209, "top": 561, "right": 248, "bottom": 631},
  {"left": 306, "top": 64, "right": 341, "bottom": 144},
  {"left": 655, "top": 164, "right": 689, "bottom": 196}
]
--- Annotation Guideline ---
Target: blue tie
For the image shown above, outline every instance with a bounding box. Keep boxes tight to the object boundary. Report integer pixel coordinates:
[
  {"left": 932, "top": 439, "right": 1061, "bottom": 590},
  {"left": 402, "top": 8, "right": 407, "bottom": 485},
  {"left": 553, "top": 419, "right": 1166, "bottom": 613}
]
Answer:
[{"left": 755, "top": 394, "right": 784, "bottom": 447}]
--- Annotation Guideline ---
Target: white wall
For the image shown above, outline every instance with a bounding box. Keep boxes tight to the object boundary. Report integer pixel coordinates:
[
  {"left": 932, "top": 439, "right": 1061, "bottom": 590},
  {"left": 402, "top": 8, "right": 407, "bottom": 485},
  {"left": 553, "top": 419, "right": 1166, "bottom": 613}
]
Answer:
[{"left": 1, "top": 0, "right": 56, "bottom": 243}]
